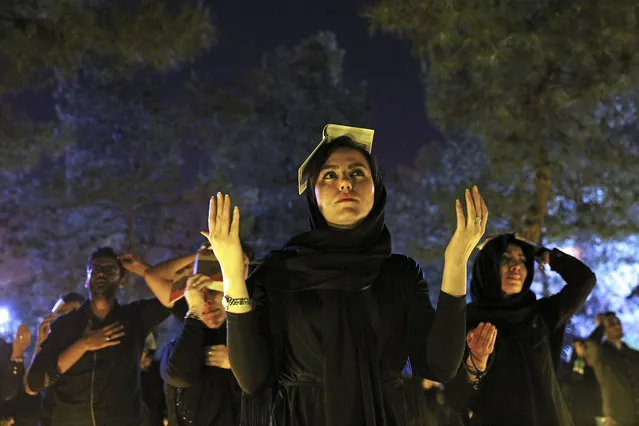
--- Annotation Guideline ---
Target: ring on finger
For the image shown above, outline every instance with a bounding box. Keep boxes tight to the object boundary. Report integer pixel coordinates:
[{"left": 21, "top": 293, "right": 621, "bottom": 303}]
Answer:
[
  {"left": 474, "top": 216, "right": 482, "bottom": 225},
  {"left": 105, "top": 335, "right": 111, "bottom": 341}
]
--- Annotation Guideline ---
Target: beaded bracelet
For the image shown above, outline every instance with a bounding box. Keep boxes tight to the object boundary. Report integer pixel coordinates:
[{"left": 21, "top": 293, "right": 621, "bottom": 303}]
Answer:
[{"left": 463, "top": 352, "right": 495, "bottom": 390}]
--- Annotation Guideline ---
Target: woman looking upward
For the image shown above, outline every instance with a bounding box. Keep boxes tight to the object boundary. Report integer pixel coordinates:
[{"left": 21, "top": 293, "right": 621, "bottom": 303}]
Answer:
[{"left": 204, "top": 124, "right": 489, "bottom": 426}]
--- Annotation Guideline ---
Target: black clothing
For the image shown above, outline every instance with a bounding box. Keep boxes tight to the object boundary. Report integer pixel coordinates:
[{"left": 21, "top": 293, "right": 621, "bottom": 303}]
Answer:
[
  {"left": 560, "top": 357, "right": 602, "bottom": 426},
  {"left": 229, "top": 254, "right": 466, "bottom": 426},
  {"left": 0, "top": 339, "right": 23, "bottom": 402},
  {"left": 1, "top": 338, "right": 40, "bottom": 426},
  {"left": 447, "top": 236, "right": 596, "bottom": 426},
  {"left": 141, "top": 360, "right": 166, "bottom": 426},
  {"left": 229, "top": 155, "right": 466, "bottom": 425},
  {"left": 254, "top": 173, "right": 393, "bottom": 425},
  {"left": 0, "top": 391, "right": 40, "bottom": 426},
  {"left": 161, "top": 317, "right": 241, "bottom": 426},
  {"left": 403, "top": 377, "right": 464, "bottom": 426},
  {"left": 27, "top": 299, "right": 170, "bottom": 426},
  {"left": 40, "top": 388, "right": 54, "bottom": 426},
  {"left": 587, "top": 326, "right": 639, "bottom": 426}
]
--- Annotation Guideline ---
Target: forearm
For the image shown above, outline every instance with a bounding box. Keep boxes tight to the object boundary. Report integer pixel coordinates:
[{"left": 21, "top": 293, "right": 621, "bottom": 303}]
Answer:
[
  {"left": 424, "top": 292, "right": 467, "bottom": 381},
  {"left": 224, "top": 276, "right": 252, "bottom": 314},
  {"left": 440, "top": 257, "right": 468, "bottom": 297},
  {"left": 227, "top": 310, "right": 272, "bottom": 394},
  {"left": 56, "top": 338, "right": 88, "bottom": 375},
  {"left": 161, "top": 319, "right": 205, "bottom": 387},
  {"left": 24, "top": 348, "right": 42, "bottom": 396},
  {"left": 145, "top": 254, "right": 196, "bottom": 307}
]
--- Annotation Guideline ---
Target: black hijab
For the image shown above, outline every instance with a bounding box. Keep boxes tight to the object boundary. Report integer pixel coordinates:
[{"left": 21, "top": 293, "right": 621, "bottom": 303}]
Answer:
[
  {"left": 260, "top": 140, "right": 392, "bottom": 426},
  {"left": 468, "top": 233, "right": 537, "bottom": 324}
]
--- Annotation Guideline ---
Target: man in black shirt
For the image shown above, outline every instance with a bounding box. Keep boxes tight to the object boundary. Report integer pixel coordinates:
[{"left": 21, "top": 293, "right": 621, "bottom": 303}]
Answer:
[
  {"left": 26, "top": 247, "right": 174, "bottom": 426},
  {"left": 587, "top": 312, "right": 639, "bottom": 426},
  {"left": 0, "top": 325, "right": 31, "bottom": 426}
]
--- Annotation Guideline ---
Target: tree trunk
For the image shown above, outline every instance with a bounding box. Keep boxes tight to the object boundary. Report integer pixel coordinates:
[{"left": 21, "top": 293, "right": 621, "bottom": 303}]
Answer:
[
  {"left": 522, "top": 147, "right": 552, "bottom": 295},
  {"left": 522, "top": 147, "right": 551, "bottom": 244}
]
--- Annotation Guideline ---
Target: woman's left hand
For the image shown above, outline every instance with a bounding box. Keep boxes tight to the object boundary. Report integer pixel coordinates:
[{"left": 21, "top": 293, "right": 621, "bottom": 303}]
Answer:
[{"left": 444, "top": 185, "right": 489, "bottom": 262}]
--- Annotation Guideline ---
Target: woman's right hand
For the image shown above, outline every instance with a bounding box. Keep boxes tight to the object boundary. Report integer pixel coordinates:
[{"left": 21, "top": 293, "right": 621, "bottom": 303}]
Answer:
[
  {"left": 467, "top": 322, "right": 497, "bottom": 369},
  {"left": 201, "top": 193, "right": 246, "bottom": 284}
]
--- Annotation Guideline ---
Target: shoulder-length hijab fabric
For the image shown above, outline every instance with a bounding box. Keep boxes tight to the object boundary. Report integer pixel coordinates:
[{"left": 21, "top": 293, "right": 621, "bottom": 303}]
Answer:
[
  {"left": 258, "top": 149, "right": 392, "bottom": 425},
  {"left": 468, "top": 233, "right": 537, "bottom": 324}
]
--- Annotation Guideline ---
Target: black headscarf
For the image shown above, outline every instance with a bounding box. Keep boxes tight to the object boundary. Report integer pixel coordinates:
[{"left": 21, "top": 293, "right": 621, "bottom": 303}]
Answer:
[
  {"left": 468, "top": 233, "right": 537, "bottom": 324},
  {"left": 259, "top": 141, "right": 392, "bottom": 426}
]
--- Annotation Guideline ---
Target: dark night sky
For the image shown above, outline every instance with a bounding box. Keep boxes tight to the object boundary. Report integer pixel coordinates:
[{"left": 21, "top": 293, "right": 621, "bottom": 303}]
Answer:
[
  {"left": 15, "top": 0, "right": 444, "bottom": 166},
  {"left": 193, "top": 0, "right": 443, "bottom": 165}
]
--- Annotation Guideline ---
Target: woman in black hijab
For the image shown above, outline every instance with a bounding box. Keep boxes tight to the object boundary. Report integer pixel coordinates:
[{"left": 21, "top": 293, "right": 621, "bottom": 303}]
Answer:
[
  {"left": 446, "top": 234, "right": 597, "bottom": 426},
  {"left": 203, "top": 124, "right": 489, "bottom": 426}
]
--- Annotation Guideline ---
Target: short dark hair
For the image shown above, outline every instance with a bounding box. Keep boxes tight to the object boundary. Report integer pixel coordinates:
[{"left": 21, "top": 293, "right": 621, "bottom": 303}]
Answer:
[
  {"left": 87, "top": 247, "right": 124, "bottom": 276},
  {"left": 60, "top": 292, "right": 86, "bottom": 304},
  {"left": 304, "top": 136, "right": 378, "bottom": 191},
  {"left": 240, "top": 241, "right": 255, "bottom": 262}
]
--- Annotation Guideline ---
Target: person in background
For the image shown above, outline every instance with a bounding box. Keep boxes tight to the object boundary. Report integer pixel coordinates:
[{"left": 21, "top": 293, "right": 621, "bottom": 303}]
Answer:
[
  {"left": 586, "top": 312, "right": 639, "bottom": 426},
  {"left": 13, "top": 292, "right": 86, "bottom": 426},
  {"left": 140, "top": 332, "right": 166, "bottom": 426},
  {"left": 560, "top": 339, "right": 602, "bottom": 426},
  {"left": 124, "top": 244, "right": 254, "bottom": 426},
  {"left": 0, "top": 325, "right": 31, "bottom": 426},
  {"left": 446, "top": 233, "right": 597, "bottom": 426},
  {"left": 26, "top": 247, "right": 174, "bottom": 426}
]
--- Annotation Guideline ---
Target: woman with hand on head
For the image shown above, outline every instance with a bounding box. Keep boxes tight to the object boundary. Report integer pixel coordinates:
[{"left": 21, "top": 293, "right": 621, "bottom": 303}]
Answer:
[
  {"left": 446, "top": 234, "right": 597, "bottom": 426},
  {"left": 204, "top": 124, "right": 489, "bottom": 426}
]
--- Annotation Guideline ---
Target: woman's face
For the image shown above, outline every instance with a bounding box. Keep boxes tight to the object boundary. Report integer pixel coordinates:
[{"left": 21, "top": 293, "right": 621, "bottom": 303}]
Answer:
[
  {"left": 314, "top": 148, "right": 375, "bottom": 229},
  {"left": 499, "top": 244, "right": 528, "bottom": 295}
]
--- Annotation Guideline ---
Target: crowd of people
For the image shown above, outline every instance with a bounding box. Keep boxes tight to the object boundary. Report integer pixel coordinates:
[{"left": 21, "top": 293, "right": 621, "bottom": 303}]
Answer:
[{"left": 0, "top": 124, "right": 637, "bottom": 426}]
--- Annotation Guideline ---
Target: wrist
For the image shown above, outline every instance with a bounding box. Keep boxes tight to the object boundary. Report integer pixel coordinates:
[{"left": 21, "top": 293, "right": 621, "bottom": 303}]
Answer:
[
  {"left": 10, "top": 350, "right": 25, "bottom": 361},
  {"left": 78, "top": 336, "right": 90, "bottom": 352},
  {"left": 444, "top": 246, "right": 470, "bottom": 267},
  {"left": 139, "top": 265, "right": 151, "bottom": 277},
  {"left": 185, "top": 310, "right": 203, "bottom": 320},
  {"left": 467, "top": 353, "right": 488, "bottom": 371}
]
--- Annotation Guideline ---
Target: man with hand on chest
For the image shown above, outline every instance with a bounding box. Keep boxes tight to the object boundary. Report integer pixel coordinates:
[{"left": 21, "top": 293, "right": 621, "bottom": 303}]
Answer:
[{"left": 26, "top": 247, "right": 175, "bottom": 426}]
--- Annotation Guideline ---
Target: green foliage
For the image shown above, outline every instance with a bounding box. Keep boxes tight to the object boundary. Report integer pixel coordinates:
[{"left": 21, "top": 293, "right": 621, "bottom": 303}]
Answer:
[
  {"left": 0, "top": 0, "right": 215, "bottom": 92},
  {"left": 367, "top": 0, "right": 639, "bottom": 243},
  {"left": 0, "top": 0, "right": 216, "bottom": 172}
]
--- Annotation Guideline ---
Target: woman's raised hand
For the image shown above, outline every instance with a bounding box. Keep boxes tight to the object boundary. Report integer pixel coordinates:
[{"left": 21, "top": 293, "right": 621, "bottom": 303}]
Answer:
[
  {"left": 201, "top": 193, "right": 246, "bottom": 284},
  {"left": 445, "top": 185, "right": 489, "bottom": 262}
]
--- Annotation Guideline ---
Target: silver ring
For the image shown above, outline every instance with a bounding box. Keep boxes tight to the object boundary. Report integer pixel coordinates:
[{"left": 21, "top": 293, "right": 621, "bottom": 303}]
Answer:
[
  {"left": 105, "top": 336, "right": 111, "bottom": 341},
  {"left": 475, "top": 216, "right": 482, "bottom": 224}
]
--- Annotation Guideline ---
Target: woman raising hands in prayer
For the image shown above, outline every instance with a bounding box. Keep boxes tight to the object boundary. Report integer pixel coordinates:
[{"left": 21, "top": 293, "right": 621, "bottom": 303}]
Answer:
[{"left": 203, "top": 124, "right": 489, "bottom": 426}]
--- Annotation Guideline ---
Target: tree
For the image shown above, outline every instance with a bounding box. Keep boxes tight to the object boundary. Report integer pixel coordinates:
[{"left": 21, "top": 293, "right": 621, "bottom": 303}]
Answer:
[
  {"left": 367, "top": 0, "right": 639, "bottom": 244},
  {"left": 189, "top": 32, "right": 373, "bottom": 254},
  {"left": 0, "top": 0, "right": 216, "bottom": 171},
  {"left": 0, "top": 73, "right": 217, "bottom": 345}
]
